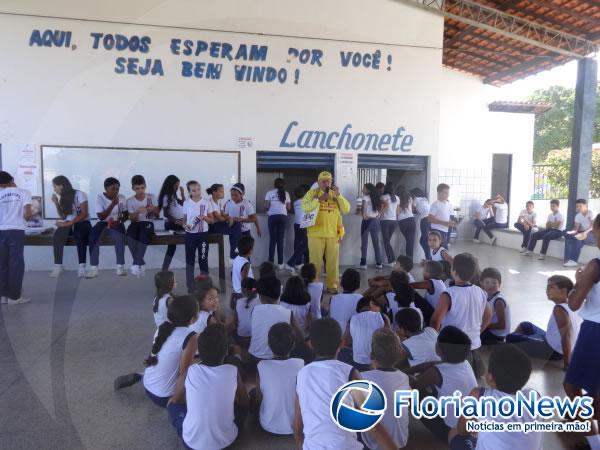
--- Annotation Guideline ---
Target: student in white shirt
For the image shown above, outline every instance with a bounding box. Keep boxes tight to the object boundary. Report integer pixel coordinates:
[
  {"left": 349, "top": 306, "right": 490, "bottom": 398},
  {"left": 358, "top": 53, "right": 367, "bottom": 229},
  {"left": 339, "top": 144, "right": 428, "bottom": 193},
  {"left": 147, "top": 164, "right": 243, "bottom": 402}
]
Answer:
[
  {"left": 182, "top": 181, "right": 214, "bottom": 293},
  {"left": 206, "top": 183, "right": 229, "bottom": 235},
  {"left": 50, "top": 175, "right": 92, "bottom": 278},
  {"left": 425, "top": 230, "right": 452, "bottom": 264},
  {"left": 253, "top": 322, "right": 304, "bottom": 435},
  {"left": 280, "top": 276, "right": 312, "bottom": 337},
  {"left": 286, "top": 184, "right": 310, "bottom": 272},
  {"left": 514, "top": 200, "right": 537, "bottom": 251},
  {"left": 359, "top": 183, "right": 383, "bottom": 269},
  {"left": 450, "top": 345, "right": 542, "bottom": 450},
  {"left": 427, "top": 183, "right": 455, "bottom": 248},
  {"left": 125, "top": 175, "right": 159, "bottom": 278},
  {"left": 411, "top": 188, "right": 432, "bottom": 260},
  {"left": 430, "top": 253, "right": 492, "bottom": 377},
  {"left": 152, "top": 270, "right": 175, "bottom": 327},
  {"left": 386, "top": 271, "right": 424, "bottom": 328},
  {"left": 158, "top": 175, "right": 185, "bottom": 271},
  {"left": 168, "top": 323, "right": 249, "bottom": 450},
  {"left": 88, "top": 177, "right": 127, "bottom": 278},
  {"left": 397, "top": 188, "right": 417, "bottom": 262},
  {"left": 524, "top": 198, "right": 564, "bottom": 260},
  {"left": 224, "top": 183, "right": 261, "bottom": 260},
  {"left": 234, "top": 277, "right": 259, "bottom": 348},
  {"left": 380, "top": 183, "right": 400, "bottom": 265},
  {"left": 473, "top": 195, "right": 509, "bottom": 245},
  {"left": 409, "top": 326, "right": 477, "bottom": 442},
  {"left": 396, "top": 308, "right": 439, "bottom": 368},
  {"left": 479, "top": 268, "right": 511, "bottom": 345},
  {"left": 230, "top": 235, "right": 254, "bottom": 309},
  {"left": 0, "top": 171, "right": 32, "bottom": 305},
  {"left": 328, "top": 268, "right": 362, "bottom": 332},
  {"left": 294, "top": 318, "right": 396, "bottom": 450},
  {"left": 189, "top": 285, "right": 220, "bottom": 334},
  {"left": 301, "top": 263, "right": 324, "bottom": 319},
  {"left": 563, "top": 198, "right": 595, "bottom": 267},
  {"left": 361, "top": 328, "right": 410, "bottom": 449},
  {"left": 507, "top": 275, "right": 581, "bottom": 369},
  {"left": 410, "top": 260, "right": 447, "bottom": 325},
  {"left": 264, "top": 178, "right": 291, "bottom": 269},
  {"left": 249, "top": 276, "right": 292, "bottom": 360}
]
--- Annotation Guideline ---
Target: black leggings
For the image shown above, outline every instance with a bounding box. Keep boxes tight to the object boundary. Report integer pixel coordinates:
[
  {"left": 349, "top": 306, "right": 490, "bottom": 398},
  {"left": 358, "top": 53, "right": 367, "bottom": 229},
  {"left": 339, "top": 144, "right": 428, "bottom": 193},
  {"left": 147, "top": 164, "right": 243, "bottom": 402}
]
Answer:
[
  {"left": 162, "top": 221, "right": 184, "bottom": 270},
  {"left": 53, "top": 221, "right": 91, "bottom": 264}
]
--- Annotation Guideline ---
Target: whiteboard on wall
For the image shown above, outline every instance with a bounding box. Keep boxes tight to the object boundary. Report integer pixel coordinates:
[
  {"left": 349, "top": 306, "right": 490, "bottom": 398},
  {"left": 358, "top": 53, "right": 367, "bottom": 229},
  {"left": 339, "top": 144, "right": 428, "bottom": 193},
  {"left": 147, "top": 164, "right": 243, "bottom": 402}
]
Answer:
[{"left": 41, "top": 146, "right": 240, "bottom": 219}]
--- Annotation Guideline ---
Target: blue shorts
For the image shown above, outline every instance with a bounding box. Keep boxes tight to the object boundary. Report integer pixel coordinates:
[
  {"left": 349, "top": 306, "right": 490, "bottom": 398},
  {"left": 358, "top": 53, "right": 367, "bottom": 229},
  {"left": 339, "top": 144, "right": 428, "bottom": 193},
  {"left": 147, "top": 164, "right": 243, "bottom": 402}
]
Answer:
[
  {"left": 565, "top": 320, "right": 600, "bottom": 395},
  {"left": 144, "top": 388, "right": 169, "bottom": 408},
  {"left": 450, "top": 434, "right": 477, "bottom": 450}
]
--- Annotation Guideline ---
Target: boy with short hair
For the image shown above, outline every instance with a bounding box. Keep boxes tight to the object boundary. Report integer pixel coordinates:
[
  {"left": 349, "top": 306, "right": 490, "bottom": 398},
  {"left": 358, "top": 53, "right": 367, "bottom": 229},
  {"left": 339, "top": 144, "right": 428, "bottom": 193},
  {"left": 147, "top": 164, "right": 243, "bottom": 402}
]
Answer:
[
  {"left": 410, "top": 260, "right": 447, "bottom": 325},
  {"left": 506, "top": 275, "right": 582, "bottom": 370},
  {"left": 430, "top": 253, "right": 492, "bottom": 377},
  {"left": 524, "top": 198, "right": 564, "bottom": 260},
  {"left": 428, "top": 183, "right": 455, "bottom": 248},
  {"left": 364, "top": 255, "right": 416, "bottom": 301},
  {"left": 396, "top": 308, "right": 440, "bottom": 368},
  {"left": 0, "top": 171, "right": 32, "bottom": 305},
  {"left": 230, "top": 234, "right": 254, "bottom": 308},
  {"left": 563, "top": 198, "right": 595, "bottom": 267},
  {"left": 126, "top": 174, "right": 159, "bottom": 277},
  {"left": 480, "top": 267, "right": 511, "bottom": 345},
  {"left": 449, "top": 345, "right": 542, "bottom": 450},
  {"left": 515, "top": 200, "right": 537, "bottom": 252},
  {"left": 361, "top": 328, "right": 410, "bottom": 449},
  {"left": 329, "top": 268, "right": 362, "bottom": 332},
  {"left": 254, "top": 322, "right": 304, "bottom": 435},
  {"left": 294, "top": 318, "right": 396, "bottom": 450}
]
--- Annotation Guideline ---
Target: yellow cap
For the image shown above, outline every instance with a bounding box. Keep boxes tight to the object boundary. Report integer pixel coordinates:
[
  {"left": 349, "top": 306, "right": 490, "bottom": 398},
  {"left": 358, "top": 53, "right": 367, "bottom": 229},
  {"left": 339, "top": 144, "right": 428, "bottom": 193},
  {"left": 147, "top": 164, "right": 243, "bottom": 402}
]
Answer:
[{"left": 318, "top": 171, "right": 333, "bottom": 181}]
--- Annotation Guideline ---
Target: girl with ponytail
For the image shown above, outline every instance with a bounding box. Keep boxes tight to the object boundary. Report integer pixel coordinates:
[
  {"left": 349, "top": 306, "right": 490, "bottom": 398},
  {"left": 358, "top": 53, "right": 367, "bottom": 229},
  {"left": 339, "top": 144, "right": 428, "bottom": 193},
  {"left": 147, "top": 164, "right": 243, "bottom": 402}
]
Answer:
[
  {"left": 158, "top": 175, "right": 185, "bottom": 270},
  {"left": 264, "top": 178, "right": 291, "bottom": 269},
  {"left": 359, "top": 183, "right": 383, "bottom": 269},
  {"left": 206, "top": 183, "right": 230, "bottom": 236}
]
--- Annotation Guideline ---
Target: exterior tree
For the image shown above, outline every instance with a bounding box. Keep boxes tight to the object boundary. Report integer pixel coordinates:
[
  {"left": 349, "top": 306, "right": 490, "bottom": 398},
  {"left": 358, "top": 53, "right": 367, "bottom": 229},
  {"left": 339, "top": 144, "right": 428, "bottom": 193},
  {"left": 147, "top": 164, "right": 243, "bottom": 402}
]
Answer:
[{"left": 543, "top": 148, "right": 600, "bottom": 198}]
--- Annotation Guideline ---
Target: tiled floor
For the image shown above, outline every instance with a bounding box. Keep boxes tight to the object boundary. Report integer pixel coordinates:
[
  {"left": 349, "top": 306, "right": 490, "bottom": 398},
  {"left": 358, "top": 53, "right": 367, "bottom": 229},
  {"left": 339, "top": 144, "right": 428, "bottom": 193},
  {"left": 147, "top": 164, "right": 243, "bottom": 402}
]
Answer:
[{"left": 0, "top": 241, "right": 592, "bottom": 449}]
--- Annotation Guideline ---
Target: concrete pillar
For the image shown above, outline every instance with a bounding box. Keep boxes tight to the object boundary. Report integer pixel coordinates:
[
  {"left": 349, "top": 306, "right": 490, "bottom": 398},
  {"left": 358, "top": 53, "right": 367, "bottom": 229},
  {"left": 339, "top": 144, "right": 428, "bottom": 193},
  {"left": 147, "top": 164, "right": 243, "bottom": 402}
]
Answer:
[{"left": 567, "top": 57, "right": 597, "bottom": 229}]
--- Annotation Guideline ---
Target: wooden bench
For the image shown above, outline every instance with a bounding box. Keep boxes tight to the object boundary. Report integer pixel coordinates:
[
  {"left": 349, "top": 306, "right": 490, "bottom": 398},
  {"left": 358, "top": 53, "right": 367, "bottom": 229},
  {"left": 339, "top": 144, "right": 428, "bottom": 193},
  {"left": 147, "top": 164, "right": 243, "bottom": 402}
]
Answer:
[{"left": 24, "top": 231, "right": 226, "bottom": 280}]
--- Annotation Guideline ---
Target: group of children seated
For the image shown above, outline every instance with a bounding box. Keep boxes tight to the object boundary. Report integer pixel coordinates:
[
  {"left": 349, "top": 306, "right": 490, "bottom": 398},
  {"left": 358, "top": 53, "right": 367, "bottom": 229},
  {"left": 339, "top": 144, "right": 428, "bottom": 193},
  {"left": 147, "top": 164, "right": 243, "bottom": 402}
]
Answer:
[{"left": 110, "top": 224, "right": 592, "bottom": 450}]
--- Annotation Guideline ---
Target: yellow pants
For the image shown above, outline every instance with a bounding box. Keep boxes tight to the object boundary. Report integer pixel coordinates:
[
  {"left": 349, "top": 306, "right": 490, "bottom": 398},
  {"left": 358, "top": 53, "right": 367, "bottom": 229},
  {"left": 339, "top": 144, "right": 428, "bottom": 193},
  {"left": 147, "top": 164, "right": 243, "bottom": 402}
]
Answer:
[{"left": 308, "top": 237, "right": 339, "bottom": 290}]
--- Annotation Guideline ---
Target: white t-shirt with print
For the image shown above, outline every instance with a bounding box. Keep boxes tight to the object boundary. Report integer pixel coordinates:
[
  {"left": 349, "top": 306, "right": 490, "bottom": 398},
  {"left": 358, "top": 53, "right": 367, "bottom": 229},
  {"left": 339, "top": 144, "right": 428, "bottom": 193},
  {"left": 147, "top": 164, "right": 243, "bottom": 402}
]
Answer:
[
  {"left": 96, "top": 193, "right": 126, "bottom": 222},
  {"left": 362, "top": 195, "right": 380, "bottom": 219},
  {"left": 126, "top": 193, "right": 157, "bottom": 222},
  {"left": 63, "top": 190, "right": 89, "bottom": 221},
  {"left": 224, "top": 198, "right": 256, "bottom": 232},
  {"left": 0, "top": 187, "right": 32, "bottom": 230},
  {"left": 493, "top": 202, "right": 509, "bottom": 224},
  {"left": 380, "top": 194, "right": 399, "bottom": 221},
  {"left": 183, "top": 197, "right": 214, "bottom": 233},
  {"left": 265, "top": 189, "right": 290, "bottom": 216},
  {"left": 161, "top": 194, "right": 184, "bottom": 220}
]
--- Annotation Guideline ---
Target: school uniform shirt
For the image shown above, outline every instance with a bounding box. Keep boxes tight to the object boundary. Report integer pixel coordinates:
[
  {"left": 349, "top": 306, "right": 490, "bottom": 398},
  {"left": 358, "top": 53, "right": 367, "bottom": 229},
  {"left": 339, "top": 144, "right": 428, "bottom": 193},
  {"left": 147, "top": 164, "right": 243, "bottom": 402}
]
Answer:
[
  {"left": 546, "top": 211, "right": 565, "bottom": 231},
  {"left": 575, "top": 209, "right": 595, "bottom": 231},
  {"left": 493, "top": 202, "right": 508, "bottom": 224},
  {"left": 442, "top": 284, "right": 488, "bottom": 350},
  {"left": 265, "top": 189, "right": 290, "bottom": 216},
  {"left": 385, "top": 292, "right": 424, "bottom": 328},
  {"left": 397, "top": 198, "right": 414, "bottom": 221},
  {"left": 424, "top": 279, "right": 447, "bottom": 309},
  {"left": 362, "top": 195, "right": 380, "bottom": 219},
  {"left": 476, "top": 206, "right": 491, "bottom": 220},
  {"left": 293, "top": 199, "right": 304, "bottom": 225},
  {"left": 361, "top": 369, "right": 410, "bottom": 449},
  {"left": 431, "top": 247, "right": 448, "bottom": 262},
  {"left": 487, "top": 292, "right": 511, "bottom": 337},
  {"left": 235, "top": 296, "right": 260, "bottom": 337},
  {"left": 208, "top": 196, "right": 225, "bottom": 217},
  {"left": 518, "top": 209, "right": 537, "bottom": 224},
  {"left": 182, "top": 363, "right": 239, "bottom": 450},
  {"left": 307, "top": 282, "right": 324, "bottom": 319},
  {"left": 428, "top": 200, "right": 453, "bottom": 233},
  {"left": 380, "top": 194, "right": 399, "bottom": 221},
  {"left": 257, "top": 358, "right": 305, "bottom": 435},
  {"left": 402, "top": 327, "right": 440, "bottom": 367},
  {"left": 581, "top": 262, "right": 600, "bottom": 322},
  {"left": 281, "top": 302, "right": 311, "bottom": 336},
  {"left": 231, "top": 255, "right": 254, "bottom": 294},
  {"left": 153, "top": 294, "right": 170, "bottom": 327},
  {"left": 296, "top": 359, "right": 363, "bottom": 450},
  {"left": 546, "top": 303, "right": 582, "bottom": 355},
  {"left": 435, "top": 360, "right": 477, "bottom": 428},
  {"left": 224, "top": 198, "right": 255, "bottom": 232},
  {"left": 249, "top": 304, "right": 292, "bottom": 359},
  {"left": 161, "top": 194, "right": 184, "bottom": 220},
  {"left": 329, "top": 293, "right": 362, "bottom": 333},
  {"left": 183, "top": 197, "right": 214, "bottom": 233},
  {"left": 189, "top": 310, "right": 213, "bottom": 335},
  {"left": 475, "top": 388, "right": 542, "bottom": 450},
  {"left": 95, "top": 193, "right": 126, "bottom": 222},
  {"left": 0, "top": 187, "right": 32, "bottom": 230},
  {"left": 143, "top": 327, "right": 195, "bottom": 398},
  {"left": 350, "top": 311, "right": 385, "bottom": 365},
  {"left": 126, "top": 193, "right": 156, "bottom": 222},
  {"left": 64, "top": 190, "right": 89, "bottom": 221},
  {"left": 414, "top": 196, "right": 430, "bottom": 217}
]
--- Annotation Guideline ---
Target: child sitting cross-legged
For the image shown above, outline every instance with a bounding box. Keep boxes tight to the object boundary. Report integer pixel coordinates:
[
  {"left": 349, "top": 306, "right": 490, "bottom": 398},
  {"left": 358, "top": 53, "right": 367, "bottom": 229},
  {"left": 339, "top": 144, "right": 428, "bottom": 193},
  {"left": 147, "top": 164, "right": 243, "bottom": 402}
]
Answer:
[
  {"left": 479, "top": 267, "right": 511, "bottom": 345},
  {"left": 385, "top": 271, "right": 425, "bottom": 328},
  {"left": 396, "top": 308, "right": 440, "bottom": 369}
]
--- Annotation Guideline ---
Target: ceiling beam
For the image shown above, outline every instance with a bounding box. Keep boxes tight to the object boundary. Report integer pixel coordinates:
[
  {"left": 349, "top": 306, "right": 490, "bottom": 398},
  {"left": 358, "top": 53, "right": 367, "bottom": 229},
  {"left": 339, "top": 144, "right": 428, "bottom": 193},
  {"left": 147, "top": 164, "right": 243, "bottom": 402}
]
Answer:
[
  {"left": 519, "top": 0, "right": 599, "bottom": 25},
  {"left": 483, "top": 52, "right": 559, "bottom": 84}
]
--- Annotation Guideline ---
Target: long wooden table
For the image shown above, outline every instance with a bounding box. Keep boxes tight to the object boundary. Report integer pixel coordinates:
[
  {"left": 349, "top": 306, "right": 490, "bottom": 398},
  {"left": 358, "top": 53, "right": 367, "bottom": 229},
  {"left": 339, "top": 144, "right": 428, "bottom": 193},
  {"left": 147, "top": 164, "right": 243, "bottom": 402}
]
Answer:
[{"left": 24, "top": 231, "right": 226, "bottom": 280}]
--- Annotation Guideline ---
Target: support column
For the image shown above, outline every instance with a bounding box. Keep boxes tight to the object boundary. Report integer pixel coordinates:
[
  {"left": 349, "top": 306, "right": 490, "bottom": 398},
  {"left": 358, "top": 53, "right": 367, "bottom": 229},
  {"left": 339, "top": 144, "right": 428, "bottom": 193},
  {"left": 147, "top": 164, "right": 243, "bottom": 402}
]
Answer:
[{"left": 567, "top": 57, "right": 597, "bottom": 229}]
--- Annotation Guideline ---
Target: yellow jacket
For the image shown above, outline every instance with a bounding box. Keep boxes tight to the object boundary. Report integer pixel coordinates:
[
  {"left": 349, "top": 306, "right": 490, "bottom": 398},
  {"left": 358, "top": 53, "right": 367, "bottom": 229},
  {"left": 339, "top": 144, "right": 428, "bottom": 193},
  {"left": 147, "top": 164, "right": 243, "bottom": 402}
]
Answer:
[{"left": 302, "top": 188, "right": 350, "bottom": 239}]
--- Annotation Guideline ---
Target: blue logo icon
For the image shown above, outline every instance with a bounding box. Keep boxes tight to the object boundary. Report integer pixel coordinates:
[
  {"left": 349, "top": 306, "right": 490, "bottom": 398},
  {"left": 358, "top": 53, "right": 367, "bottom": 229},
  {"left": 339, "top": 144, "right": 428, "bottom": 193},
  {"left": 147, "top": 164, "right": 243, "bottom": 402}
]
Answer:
[{"left": 330, "top": 380, "right": 387, "bottom": 432}]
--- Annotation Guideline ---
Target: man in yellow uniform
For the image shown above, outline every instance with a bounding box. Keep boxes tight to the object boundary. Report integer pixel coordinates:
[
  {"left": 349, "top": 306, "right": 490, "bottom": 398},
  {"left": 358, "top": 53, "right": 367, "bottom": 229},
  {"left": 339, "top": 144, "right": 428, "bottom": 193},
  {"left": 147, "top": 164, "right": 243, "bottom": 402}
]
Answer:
[{"left": 302, "top": 171, "right": 350, "bottom": 293}]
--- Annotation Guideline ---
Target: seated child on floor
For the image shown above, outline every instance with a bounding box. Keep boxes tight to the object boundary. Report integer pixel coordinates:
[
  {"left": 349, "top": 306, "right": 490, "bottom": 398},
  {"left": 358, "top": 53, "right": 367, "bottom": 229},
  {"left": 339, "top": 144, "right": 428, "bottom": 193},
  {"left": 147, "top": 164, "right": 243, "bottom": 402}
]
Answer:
[
  {"left": 329, "top": 268, "right": 363, "bottom": 332},
  {"left": 365, "top": 255, "right": 415, "bottom": 300},
  {"left": 301, "top": 263, "right": 324, "bottom": 319},
  {"left": 396, "top": 308, "right": 440, "bottom": 368},
  {"left": 479, "top": 267, "right": 511, "bottom": 345},
  {"left": 190, "top": 285, "right": 220, "bottom": 334},
  {"left": 232, "top": 277, "right": 259, "bottom": 348},
  {"left": 152, "top": 270, "right": 176, "bottom": 327},
  {"left": 385, "top": 271, "right": 424, "bottom": 327}
]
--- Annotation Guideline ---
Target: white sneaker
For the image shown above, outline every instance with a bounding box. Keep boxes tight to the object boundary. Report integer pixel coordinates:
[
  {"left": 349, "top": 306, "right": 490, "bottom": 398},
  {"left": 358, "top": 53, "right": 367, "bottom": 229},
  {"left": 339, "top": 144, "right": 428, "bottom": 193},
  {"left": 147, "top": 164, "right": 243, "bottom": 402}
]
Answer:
[
  {"left": 519, "top": 247, "right": 527, "bottom": 254},
  {"left": 284, "top": 264, "right": 296, "bottom": 273},
  {"left": 521, "top": 251, "right": 531, "bottom": 256},
  {"left": 49, "top": 265, "right": 63, "bottom": 278},
  {"left": 376, "top": 264, "right": 383, "bottom": 269},
  {"left": 357, "top": 264, "right": 367, "bottom": 270},
  {"left": 563, "top": 260, "right": 579, "bottom": 267},
  {"left": 384, "top": 262, "right": 395, "bottom": 268},
  {"left": 86, "top": 266, "right": 99, "bottom": 279},
  {"left": 277, "top": 264, "right": 285, "bottom": 271},
  {"left": 0, "top": 296, "right": 7, "bottom": 304},
  {"left": 140, "top": 265, "right": 146, "bottom": 277},
  {"left": 491, "top": 237, "right": 498, "bottom": 246},
  {"left": 7, "top": 297, "right": 31, "bottom": 305},
  {"left": 294, "top": 265, "right": 304, "bottom": 271},
  {"left": 537, "top": 254, "right": 546, "bottom": 261},
  {"left": 130, "top": 265, "right": 140, "bottom": 277},
  {"left": 116, "top": 265, "right": 126, "bottom": 276},
  {"left": 473, "top": 239, "right": 481, "bottom": 244}
]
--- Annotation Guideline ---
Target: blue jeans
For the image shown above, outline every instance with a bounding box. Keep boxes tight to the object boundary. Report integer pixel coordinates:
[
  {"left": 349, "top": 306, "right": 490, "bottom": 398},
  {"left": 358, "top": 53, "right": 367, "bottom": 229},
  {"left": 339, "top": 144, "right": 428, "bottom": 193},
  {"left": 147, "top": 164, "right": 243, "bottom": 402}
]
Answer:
[
  {"left": 185, "top": 232, "right": 209, "bottom": 292},
  {"left": 0, "top": 229, "right": 25, "bottom": 300},
  {"left": 514, "top": 222, "right": 532, "bottom": 248},
  {"left": 563, "top": 232, "right": 594, "bottom": 262},
  {"left": 126, "top": 221, "right": 154, "bottom": 265},
  {"left": 474, "top": 218, "right": 507, "bottom": 239},
  {"left": 360, "top": 218, "right": 382, "bottom": 266},
  {"left": 227, "top": 222, "right": 245, "bottom": 260},
  {"left": 398, "top": 217, "right": 416, "bottom": 261},
  {"left": 419, "top": 217, "right": 431, "bottom": 260},
  {"left": 268, "top": 214, "right": 287, "bottom": 264},
  {"left": 527, "top": 228, "right": 563, "bottom": 254},
  {"left": 380, "top": 220, "right": 397, "bottom": 263},
  {"left": 89, "top": 221, "right": 126, "bottom": 266},
  {"left": 145, "top": 388, "right": 169, "bottom": 408},
  {"left": 506, "top": 321, "right": 562, "bottom": 360},
  {"left": 53, "top": 220, "right": 92, "bottom": 264},
  {"left": 287, "top": 224, "right": 309, "bottom": 267}
]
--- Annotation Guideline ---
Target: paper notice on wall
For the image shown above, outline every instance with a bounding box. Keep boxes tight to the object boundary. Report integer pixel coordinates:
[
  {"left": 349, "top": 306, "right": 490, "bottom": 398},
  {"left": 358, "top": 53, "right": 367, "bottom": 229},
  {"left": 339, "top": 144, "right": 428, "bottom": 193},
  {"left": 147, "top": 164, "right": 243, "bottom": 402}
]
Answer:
[
  {"left": 338, "top": 152, "right": 354, "bottom": 180},
  {"left": 17, "top": 144, "right": 39, "bottom": 194},
  {"left": 237, "top": 137, "right": 253, "bottom": 149}
]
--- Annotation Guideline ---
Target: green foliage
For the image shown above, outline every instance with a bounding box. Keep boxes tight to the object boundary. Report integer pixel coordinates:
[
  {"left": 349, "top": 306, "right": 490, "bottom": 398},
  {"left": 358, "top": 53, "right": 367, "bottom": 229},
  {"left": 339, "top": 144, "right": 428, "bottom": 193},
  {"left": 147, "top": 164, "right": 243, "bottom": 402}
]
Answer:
[
  {"left": 529, "top": 83, "right": 600, "bottom": 163},
  {"left": 542, "top": 148, "right": 600, "bottom": 198}
]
